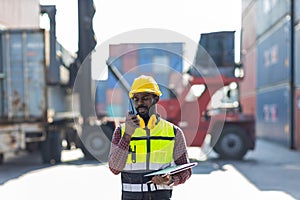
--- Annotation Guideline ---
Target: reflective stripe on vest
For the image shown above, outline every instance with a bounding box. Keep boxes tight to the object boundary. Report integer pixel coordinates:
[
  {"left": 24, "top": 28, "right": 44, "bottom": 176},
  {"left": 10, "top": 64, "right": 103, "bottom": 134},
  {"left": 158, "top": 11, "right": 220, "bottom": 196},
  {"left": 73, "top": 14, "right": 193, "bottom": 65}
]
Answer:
[
  {"left": 121, "top": 118, "right": 175, "bottom": 171},
  {"left": 122, "top": 183, "right": 172, "bottom": 192}
]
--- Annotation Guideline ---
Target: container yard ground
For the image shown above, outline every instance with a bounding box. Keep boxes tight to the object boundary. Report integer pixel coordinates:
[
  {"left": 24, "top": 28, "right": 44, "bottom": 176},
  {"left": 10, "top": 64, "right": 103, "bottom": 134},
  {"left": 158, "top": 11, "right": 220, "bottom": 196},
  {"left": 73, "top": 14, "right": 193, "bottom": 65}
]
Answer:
[{"left": 0, "top": 138, "right": 299, "bottom": 200}]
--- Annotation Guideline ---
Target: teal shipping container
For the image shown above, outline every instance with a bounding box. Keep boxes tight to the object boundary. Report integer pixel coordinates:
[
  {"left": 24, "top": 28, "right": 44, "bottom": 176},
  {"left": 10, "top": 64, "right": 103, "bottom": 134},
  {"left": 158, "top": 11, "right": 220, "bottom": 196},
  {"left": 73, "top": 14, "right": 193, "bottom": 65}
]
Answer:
[
  {"left": 0, "top": 29, "right": 75, "bottom": 122},
  {"left": 0, "top": 29, "right": 46, "bottom": 121}
]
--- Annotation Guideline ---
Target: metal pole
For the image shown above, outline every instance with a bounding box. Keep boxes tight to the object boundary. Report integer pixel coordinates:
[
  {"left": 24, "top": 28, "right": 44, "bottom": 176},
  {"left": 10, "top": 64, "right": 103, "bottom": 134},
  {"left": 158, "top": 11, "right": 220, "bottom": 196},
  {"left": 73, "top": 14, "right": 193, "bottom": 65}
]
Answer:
[
  {"left": 40, "top": 5, "right": 60, "bottom": 84},
  {"left": 290, "top": 0, "right": 295, "bottom": 149}
]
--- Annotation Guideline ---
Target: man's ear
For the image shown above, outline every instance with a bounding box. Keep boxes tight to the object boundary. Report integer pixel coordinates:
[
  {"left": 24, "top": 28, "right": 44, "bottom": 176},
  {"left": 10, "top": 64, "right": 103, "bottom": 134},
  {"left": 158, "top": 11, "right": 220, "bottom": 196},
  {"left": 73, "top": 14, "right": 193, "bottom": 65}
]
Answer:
[{"left": 154, "top": 96, "right": 159, "bottom": 103}]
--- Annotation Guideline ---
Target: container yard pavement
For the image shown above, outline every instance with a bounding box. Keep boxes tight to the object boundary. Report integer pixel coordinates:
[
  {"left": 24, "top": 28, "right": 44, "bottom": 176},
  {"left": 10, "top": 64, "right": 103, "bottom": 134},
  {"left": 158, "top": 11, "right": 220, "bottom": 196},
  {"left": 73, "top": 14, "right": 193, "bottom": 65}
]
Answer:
[
  {"left": 0, "top": 138, "right": 299, "bottom": 200},
  {"left": 175, "top": 138, "right": 300, "bottom": 200}
]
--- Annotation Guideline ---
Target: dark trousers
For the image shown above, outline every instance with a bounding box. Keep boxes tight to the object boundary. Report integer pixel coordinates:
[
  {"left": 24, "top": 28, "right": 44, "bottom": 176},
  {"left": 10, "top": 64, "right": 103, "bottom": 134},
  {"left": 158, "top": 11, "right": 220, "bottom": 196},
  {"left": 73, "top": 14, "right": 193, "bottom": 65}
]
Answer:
[{"left": 122, "top": 190, "right": 172, "bottom": 200}]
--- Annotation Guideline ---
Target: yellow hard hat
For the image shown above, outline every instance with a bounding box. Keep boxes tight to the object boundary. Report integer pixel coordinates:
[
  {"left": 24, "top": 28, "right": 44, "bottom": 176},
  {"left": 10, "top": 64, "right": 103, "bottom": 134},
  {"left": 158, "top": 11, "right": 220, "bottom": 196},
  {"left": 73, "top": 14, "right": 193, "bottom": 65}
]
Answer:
[{"left": 129, "top": 75, "right": 162, "bottom": 98}]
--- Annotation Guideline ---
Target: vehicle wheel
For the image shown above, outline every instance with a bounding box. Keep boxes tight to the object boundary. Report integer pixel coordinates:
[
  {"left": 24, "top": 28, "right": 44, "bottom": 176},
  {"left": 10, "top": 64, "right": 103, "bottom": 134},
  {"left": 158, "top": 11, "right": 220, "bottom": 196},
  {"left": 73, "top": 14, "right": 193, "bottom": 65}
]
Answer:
[
  {"left": 80, "top": 125, "right": 112, "bottom": 162},
  {"left": 0, "top": 153, "right": 4, "bottom": 165},
  {"left": 213, "top": 125, "right": 249, "bottom": 160},
  {"left": 41, "top": 131, "right": 62, "bottom": 164}
]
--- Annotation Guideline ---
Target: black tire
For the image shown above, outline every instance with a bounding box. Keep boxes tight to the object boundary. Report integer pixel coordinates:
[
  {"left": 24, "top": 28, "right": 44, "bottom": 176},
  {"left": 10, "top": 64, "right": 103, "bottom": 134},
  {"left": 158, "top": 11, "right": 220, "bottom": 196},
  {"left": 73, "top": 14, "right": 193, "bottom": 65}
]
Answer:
[
  {"left": 213, "top": 125, "right": 250, "bottom": 160},
  {"left": 41, "top": 131, "right": 62, "bottom": 164},
  {"left": 0, "top": 153, "right": 4, "bottom": 165},
  {"left": 80, "top": 125, "right": 112, "bottom": 162}
]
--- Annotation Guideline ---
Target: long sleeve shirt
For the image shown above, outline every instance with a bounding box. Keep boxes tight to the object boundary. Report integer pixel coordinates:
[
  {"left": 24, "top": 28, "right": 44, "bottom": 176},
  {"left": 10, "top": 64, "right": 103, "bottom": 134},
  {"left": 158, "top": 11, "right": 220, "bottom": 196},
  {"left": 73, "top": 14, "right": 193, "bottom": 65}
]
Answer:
[{"left": 108, "top": 124, "right": 191, "bottom": 186}]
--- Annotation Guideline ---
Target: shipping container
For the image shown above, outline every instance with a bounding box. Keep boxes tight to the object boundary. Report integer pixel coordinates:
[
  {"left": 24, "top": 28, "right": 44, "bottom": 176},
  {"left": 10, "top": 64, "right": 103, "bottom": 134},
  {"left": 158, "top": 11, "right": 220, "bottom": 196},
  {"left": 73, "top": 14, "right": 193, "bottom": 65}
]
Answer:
[
  {"left": 106, "top": 104, "right": 123, "bottom": 117},
  {"left": 295, "top": 88, "right": 300, "bottom": 149},
  {"left": 107, "top": 58, "right": 122, "bottom": 88},
  {"left": 242, "top": 0, "right": 257, "bottom": 51},
  {"left": 256, "top": 0, "right": 290, "bottom": 37},
  {"left": 109, "top": 44, "right": 123, "bottom": 58},
  {"left": 0, "top": 29, "right": 46, "bottom": 121},
  {"left": 0, "top": 29, "right": 77, "bottom": 121},
  {"left": 240, "top": 47, "right": 257, "bottom": 116},
  {"left": 109, "top": 43, "right": 138, "bottom": 58},
  {"left": 154, "top": 73, "right": 172, "bottom": 100},
  {"left": 256, "top": 16, "right": 291, "bottom": 88},
  {"left": 106, "top": 88, "right": 123, "bottom": 104},
  {"left": 169, "top": 71, "right": 185, "bottom": 97},
  {"left": 256, "top": 84, "right": 290, "bottom": 145},
  {"left": 240, "top": 94, "right": 256, "bottom": 115},
  {"left": 95, "top": 80, "right": 107, "bottom": 103},
  {"left": 121, "top": 72, "right": 139, "bottom": 87},
  {"left": 242, "top": 0, "right": 255, "bottom": 13},
  {"left": 108, "top": 43, "right": 183, "bottom": 88},
  {"left": 240, "top": 47, "right": 257, "bottom": 93},
  {"left": 137, "top": 43, "right": 183, "bottom": 73},
  {"left": 295, "top": 0, "right": 300, "bottom": 24},
  {"left": 95, "top": 102, "right": 106, "bottom": 117},
  {"left": 295, "top": 24, "right": 300, "bottom": 87},
  {"left": 0, "top": 0, "right": 40, "bottom": 28},
  {"left": 122, "top": 48, "right": 138, "bottom": 73},
  {"left": 0, "top": 29, "right": 80, "bottom": 164}
]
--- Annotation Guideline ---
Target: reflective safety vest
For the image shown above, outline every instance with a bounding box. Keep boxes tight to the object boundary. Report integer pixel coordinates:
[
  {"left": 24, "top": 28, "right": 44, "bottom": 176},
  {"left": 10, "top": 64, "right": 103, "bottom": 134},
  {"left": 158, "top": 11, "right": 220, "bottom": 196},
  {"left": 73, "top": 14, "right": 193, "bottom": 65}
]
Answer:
[{"left": 120, "top": 118, "right": 176, "bottom": 193}]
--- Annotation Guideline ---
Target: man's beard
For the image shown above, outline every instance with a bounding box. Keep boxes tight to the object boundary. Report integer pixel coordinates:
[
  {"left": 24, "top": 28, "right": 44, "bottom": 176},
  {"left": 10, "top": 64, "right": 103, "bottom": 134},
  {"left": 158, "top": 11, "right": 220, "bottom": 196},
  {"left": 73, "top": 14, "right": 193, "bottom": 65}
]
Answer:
[{"left": 136, "top": 105, "right": 150, "bottom": 119}]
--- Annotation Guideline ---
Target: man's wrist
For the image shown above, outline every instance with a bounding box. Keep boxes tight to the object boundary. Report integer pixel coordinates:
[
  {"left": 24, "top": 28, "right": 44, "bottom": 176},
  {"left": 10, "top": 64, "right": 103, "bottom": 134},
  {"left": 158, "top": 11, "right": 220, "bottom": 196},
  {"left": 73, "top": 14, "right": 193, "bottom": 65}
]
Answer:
[
  {"left": 167, "top": 175, "right": 175, "bottom": 186},
  {"left": 123, "top": 133, "right": 132, "bottom": 141}
]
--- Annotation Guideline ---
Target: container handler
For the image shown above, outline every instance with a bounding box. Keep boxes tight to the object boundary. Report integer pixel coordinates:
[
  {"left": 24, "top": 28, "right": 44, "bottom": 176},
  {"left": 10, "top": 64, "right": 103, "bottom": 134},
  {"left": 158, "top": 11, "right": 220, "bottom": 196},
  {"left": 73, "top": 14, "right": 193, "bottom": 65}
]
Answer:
[{"left": 104, "top": 31, "right": 255, "bottom": 160}]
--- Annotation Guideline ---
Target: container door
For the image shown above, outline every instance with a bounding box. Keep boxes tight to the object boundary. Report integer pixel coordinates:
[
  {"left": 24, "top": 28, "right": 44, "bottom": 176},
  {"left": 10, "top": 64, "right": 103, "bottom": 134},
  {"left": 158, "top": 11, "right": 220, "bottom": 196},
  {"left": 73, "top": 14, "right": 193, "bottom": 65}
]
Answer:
[{"left": 0, "top": 30, "right": 46, "bottom": 121}]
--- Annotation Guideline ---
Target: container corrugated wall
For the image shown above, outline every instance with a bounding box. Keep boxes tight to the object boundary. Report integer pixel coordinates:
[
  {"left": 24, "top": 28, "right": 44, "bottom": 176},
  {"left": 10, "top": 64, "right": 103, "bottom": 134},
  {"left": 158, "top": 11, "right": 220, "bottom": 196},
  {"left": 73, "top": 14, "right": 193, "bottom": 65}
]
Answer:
[
  {"left": 256, "top": 0, "right": 290, "bottom": 37},
  {"left": 240, "top": 0, "right": 257, "bottom": 116},
  {"left": 295, "top": 0, "right": 300, "bottom": 24},
  {"left": 256, "top": 84, "right": 290, "bottom": 145},
  {"left": 295, "top": 3, "right": 300, "bottom": 149},
  {"left": 295, "top": 24, "right": 300, "bottom": 87},
  {"left": 242, "top": 0, "right": 300, "bottom": 150},
  {"left": 240, "top": 48, "right": 257, "bottom": 115},
  {"left": 0, "top": 29, "right": 46, "bottom": 122},
  {"left": 255, "top": 3, "right": 292, "bottom": 146},
  {"left": 257, "top": 16, "right": 291, "bottom": 88},
  {"left": 242, "top": 1, "right": 257, "bottom": 50},
  {"left": 242, "top": 0, "right": 255, "bottom": 14},
  {"left": 95, "top": 80, "right": 107, "bottom": 116}
]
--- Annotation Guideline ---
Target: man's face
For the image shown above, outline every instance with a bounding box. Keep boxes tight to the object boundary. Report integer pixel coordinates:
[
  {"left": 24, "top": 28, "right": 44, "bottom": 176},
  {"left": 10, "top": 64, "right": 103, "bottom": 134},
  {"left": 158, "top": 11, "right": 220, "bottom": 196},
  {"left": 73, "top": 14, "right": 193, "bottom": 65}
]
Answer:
[{"left": 132, "top": 92, "right": 157, "bottom": 118}]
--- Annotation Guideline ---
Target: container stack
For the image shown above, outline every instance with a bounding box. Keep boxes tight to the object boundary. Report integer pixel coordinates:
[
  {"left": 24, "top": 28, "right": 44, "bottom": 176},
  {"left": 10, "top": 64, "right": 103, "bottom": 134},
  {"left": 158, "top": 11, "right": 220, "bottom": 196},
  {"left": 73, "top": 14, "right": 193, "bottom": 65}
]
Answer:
[
  {"left": 294, "top": 0, "right": 300, "bottom": 148},
  {"left": 95, "top": 43, "right": 183, "bottom": 118},
  {"left": 241, "top": 0, "right": 300, "bottom": 149},
  {"left": 256, "top": 0, "right": 291, "bottom": 145}
]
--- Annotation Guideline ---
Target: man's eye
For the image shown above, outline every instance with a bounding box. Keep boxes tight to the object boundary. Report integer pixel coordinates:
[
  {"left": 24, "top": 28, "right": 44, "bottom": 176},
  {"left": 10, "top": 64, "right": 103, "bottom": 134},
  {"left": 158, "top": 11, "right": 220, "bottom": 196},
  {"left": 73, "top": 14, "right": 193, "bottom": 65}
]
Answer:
[
  {"left": 132, "top": 96, "right": 151, "bottom": 102},
  {"left": 142, "top": 97, "right": 150, "bottom": 101}
]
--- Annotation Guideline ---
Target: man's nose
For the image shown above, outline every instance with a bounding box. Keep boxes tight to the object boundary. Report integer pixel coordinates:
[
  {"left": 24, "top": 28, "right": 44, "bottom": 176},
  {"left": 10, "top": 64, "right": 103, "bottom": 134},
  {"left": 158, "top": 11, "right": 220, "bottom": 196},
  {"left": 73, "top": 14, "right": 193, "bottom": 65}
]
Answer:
[{"left": 136, "top": 99, "right": 144, "bottom": 105}]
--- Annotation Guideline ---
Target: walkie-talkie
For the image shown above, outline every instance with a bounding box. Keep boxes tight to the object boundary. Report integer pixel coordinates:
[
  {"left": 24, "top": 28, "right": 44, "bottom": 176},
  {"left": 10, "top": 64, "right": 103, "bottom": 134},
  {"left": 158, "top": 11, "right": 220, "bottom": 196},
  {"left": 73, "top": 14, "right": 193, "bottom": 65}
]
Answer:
[{"left": 128, "top": 98, "right": 137, "bottom": 116}]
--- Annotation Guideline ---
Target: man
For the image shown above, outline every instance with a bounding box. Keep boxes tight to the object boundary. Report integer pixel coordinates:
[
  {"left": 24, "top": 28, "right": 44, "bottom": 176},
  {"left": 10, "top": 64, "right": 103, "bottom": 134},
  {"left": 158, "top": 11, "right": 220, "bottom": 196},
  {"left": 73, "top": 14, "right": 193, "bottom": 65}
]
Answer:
[{"left": 108, "top": 75, "right": 191, "bottom": 200}]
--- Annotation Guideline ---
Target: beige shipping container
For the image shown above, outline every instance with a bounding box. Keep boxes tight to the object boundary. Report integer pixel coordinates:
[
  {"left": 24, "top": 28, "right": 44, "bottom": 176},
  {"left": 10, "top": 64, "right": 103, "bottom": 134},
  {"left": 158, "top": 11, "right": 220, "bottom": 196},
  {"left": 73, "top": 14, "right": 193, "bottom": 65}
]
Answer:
[
  {"left": 241, "top": 0, "right": 256, "bottom": 51},
  {"left": 0, "top": 0, "right": 40, "bottom": 28},
  {"left": 240, "top": 46, "right": 256, "bottom": 116}
]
